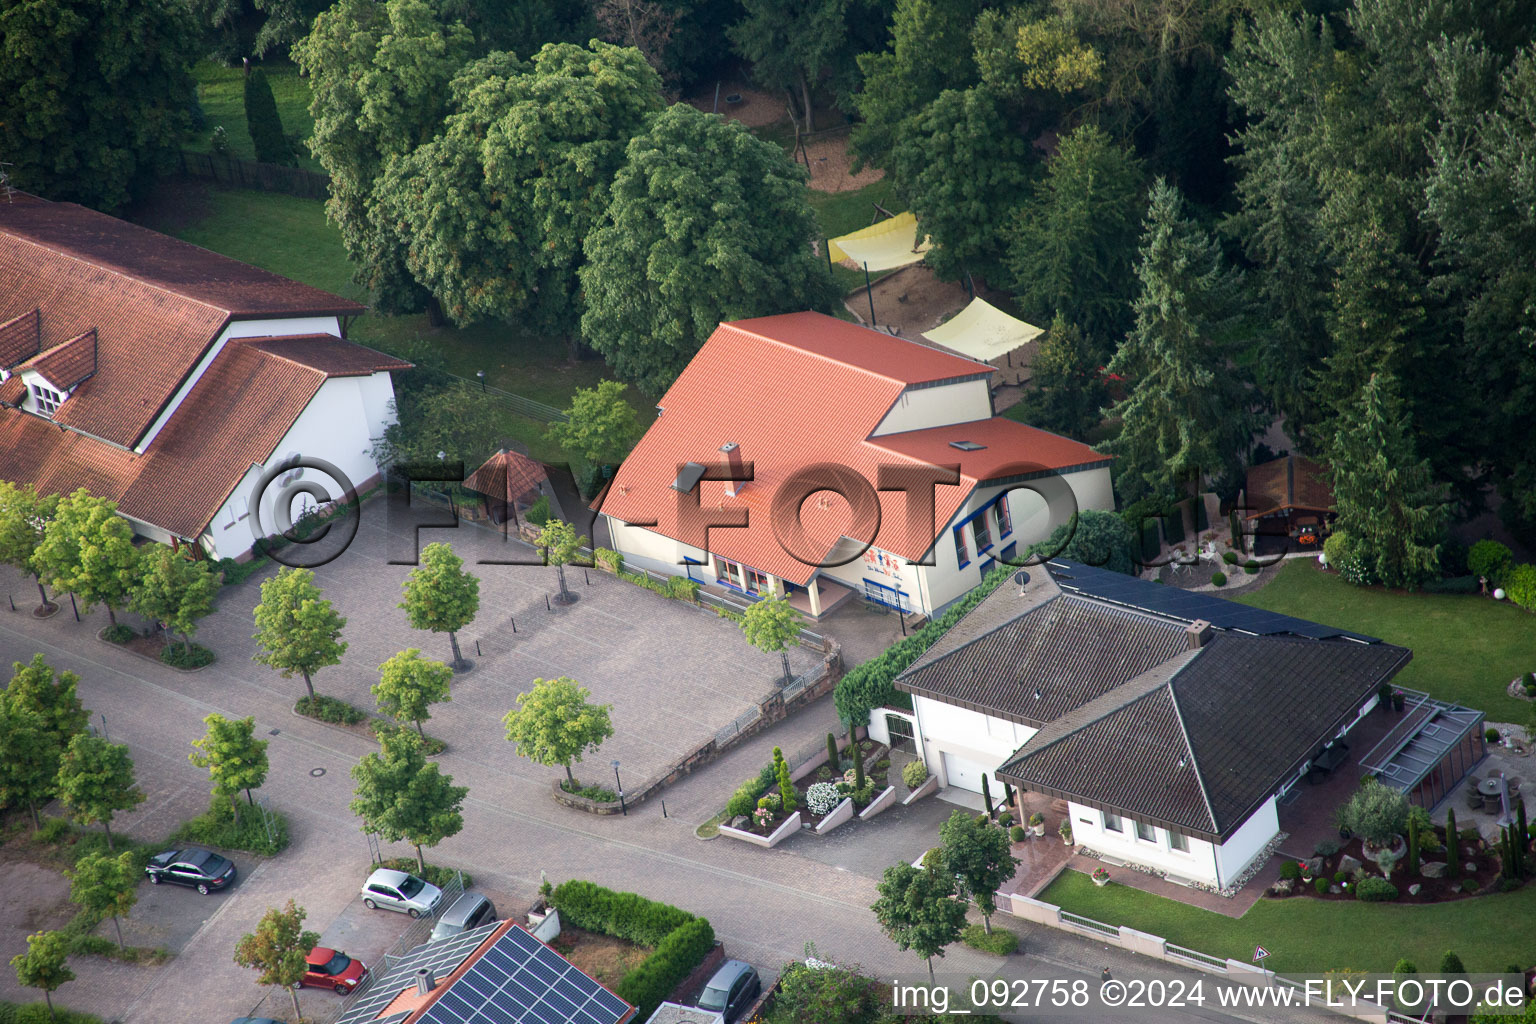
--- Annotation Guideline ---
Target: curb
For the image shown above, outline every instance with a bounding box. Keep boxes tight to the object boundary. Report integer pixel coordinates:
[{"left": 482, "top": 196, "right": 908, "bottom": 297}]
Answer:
[{"left": 95, "top": 628, "right": 214, "bottom": 673}]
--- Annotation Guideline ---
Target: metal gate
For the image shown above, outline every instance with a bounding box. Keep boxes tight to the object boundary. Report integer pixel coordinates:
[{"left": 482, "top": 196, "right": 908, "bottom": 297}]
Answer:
[{"left": 885, "top": 713, "right": 917, "bottom": 753}]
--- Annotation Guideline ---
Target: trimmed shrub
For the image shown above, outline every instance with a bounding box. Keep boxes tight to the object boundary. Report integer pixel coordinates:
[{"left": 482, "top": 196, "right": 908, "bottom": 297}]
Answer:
[
  {"left": 1440, "top": 951, "right": 1465, "bottom": 974},
  {"left": 962, "top": 923, "right": 1018, "bottom": 955},
  {"left": 294, "top": 694, "right": 365, "bottom": 725},
  {"left": 1314, "top": 839, "right": 1340, "bottom": 858},
  {"left": 902, "top": 760, "right": 929, "bottom": 789},
  {"left": 1279, "top": 861, "right": 1301, "bottom": 881},
  {"left": 1244, "top": 563, "right": 1260, "bottom": 575},
  {"left": 1462, "top": 877, "right": 1479, "bottom": 893},
  {"left": 1354, "top": 877, "right": 1398, "bottom": 901},
  {"left": 618, "top": 917, "right": 715, "bottom": 1018},
  {"left": 1393, "top": 959, "right": 1416, "bottom": 975},
  {"left": 1314, "top": 876, "right": 1330, "bottom": 894},
  {"left": 101, "top": 624, "right": 135, "bottom": 644},
  {"left": 525, "top": 495, "right": 552, "bottom": 526},
  {"left": 725, "top": 772, "right": 769, "bottom": 818},
  {"left": 1322, "top": 530, "right": 1350, "bottom": 567},
  {"left": 161, "top": 642, "right": 215, "bottom": 668},
  {"left": 1010, "top": 825, "right": 1025, "bottom": 842},
  {"left": 550, "top": 881, "right": 695, "bottom": 947},
  {"left": 1468, "top": 540, "right": 1513, "bottom": 584},
  {"left": 1222, "top": 550, "right": 1238, "bottom": 565},
  {"left": 806, "top": 782, "right": 842, "bottom": 816},
  {"left": 1506, "top": 563, "right": 1536, "bottom": 611},
  {"left": 1211, "top": 571, "right": 1227, "bottom": 587},
  {"left": 1337, "top": 778, "right": 1409, "bottom": 847},
  {"left": 243, "top": 68, "right": 294, "bottom": 165},
  {"left": 1488, "top": 728, "right": 1501, "bottom": 743},
  {"left": 594, "top": 547, "right": 623, "bottom": 573}
]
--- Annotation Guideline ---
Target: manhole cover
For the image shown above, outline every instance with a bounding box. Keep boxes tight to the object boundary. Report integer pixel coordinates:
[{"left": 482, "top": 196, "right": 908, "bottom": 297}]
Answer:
[
  {"left": 268, "top": 728, "right": 280, "bottom": 736},
  {"left": 310, "top": 768, "right": 326, "bottom": 777}
]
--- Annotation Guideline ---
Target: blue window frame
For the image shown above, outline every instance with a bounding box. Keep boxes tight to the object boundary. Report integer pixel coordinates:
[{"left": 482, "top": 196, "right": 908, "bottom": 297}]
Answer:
[
  {"left": 953, "top": 528, "right": 969, "bottom": 568},
  {"left": 972, "top": 515, "right": 992, "bottom": 554},
  {"left": 994, "top": 498, "right": 1012, "bottom": 538}
]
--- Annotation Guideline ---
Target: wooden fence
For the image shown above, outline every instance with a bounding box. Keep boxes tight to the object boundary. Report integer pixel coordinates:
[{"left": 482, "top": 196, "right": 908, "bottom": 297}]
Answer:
[{"left": 178, "top": 151, "right": 331, "bottom": 199}]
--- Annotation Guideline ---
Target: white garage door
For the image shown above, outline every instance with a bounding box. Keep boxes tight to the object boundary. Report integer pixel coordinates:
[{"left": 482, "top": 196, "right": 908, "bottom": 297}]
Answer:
[{"left": 941, "top": 752, "right": 990, "bottom": 794}]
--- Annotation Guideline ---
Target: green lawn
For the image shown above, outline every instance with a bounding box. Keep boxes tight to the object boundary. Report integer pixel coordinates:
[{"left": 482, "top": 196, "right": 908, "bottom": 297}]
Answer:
[
  {"left": 1041, "top": 869, "right": 1536, "bottom": 974},
  {"left": 188, "top": 60, "right": 323, "bottom": 173},
  {"left": 808, "top": 180, "right": 899, "bottom": 295},
  {"left": 1233, "top": 559, "right": 1536, "bottom": 721}
]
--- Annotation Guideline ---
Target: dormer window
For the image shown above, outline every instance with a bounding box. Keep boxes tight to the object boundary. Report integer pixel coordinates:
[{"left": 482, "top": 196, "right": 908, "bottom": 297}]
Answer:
[{"left": 30, "top": 382, "right": 62, "bottom": 416}]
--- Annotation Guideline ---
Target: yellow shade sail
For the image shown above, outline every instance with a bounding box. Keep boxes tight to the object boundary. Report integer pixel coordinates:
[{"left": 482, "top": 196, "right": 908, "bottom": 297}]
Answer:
[{"left": 827, "top": 212, "right": 932, "bottom": 272}]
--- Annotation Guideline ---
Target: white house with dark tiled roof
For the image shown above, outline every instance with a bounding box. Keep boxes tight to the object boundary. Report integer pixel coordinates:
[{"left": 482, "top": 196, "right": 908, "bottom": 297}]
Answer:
[{"left": 0, "top": 195, "right": 408, "bottom": 560}]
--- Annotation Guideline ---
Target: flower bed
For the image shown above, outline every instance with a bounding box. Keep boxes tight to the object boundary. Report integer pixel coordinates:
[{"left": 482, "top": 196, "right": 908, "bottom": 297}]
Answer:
[
  {"left": 1267, "top": 827, "right": 1507, "bottom": 903},
  {"left": 799, "top": 741, "right": 890, "bottom": 827}
]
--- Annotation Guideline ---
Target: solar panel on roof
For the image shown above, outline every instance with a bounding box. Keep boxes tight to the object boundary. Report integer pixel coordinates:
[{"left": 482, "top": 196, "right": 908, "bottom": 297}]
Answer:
[{"left": 416, "top": 926, "right": 634, "bottom": 1024}]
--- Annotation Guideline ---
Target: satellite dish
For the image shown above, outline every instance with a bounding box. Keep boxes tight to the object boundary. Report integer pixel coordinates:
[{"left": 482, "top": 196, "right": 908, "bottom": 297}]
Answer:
[{"left": 1014, "top": 570, "right": 1030, "bottom": 595}]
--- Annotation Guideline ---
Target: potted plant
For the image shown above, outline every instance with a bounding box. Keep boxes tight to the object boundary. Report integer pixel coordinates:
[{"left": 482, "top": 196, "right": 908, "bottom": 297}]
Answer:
[
  {"left": 1298, "top": 860, "right": 1313, "bottom": 882},
  {"left": 1059, "top": 819, "right": 1074, "bottom": 846},
  {"left": 1029, "top": 812, "right": 1046, "bottom": 837},
  {"left": 1392, "top": 689, "right": 1406, "bottom": 712},
  {"left": 1091, "top": 867, "right": 1111, "bottom": 887}
]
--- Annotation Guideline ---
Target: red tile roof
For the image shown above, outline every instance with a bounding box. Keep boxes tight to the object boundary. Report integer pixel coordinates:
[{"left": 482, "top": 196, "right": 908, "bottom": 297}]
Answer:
[
  {"left": 245, "top": 335, "right": 413, "bottom": 377},
  {"left": 598, "top": 314, "right": 1109, "bottom": 585},
  {"left": 0, "top": 334, "right": 399, "bottom": 541},
  {"left": 27, "top": 329, "right": 98, "bottom": 391},
  {"left": 0, "top": 308, "right": 41, "bottom": 369},
  {"left": 0, "top": 199, "right": 365, "bottom": 448},
  {"left": 463, "top": 449, "right": 548, "bottom": 506}
]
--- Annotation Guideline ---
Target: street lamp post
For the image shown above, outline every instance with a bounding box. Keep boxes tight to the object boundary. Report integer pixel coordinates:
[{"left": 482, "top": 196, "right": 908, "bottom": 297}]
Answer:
[
  {"left": 476, "top": 369, "right": 485, "bottom": 392},
  {"left": 612, "top": 759, "right": 626, "bottom": 816}
]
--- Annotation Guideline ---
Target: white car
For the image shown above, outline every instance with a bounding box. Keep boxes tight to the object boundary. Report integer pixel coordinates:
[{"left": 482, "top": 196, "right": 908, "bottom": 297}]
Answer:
[{"left": 360, "top": 868, "right": 444, "bottom": 918}]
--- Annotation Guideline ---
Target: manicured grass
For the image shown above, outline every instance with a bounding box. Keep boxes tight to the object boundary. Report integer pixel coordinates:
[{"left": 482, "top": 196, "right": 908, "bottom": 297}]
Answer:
[
  {"left": 1042, "top": 869, "right": 1536, "bottom": 974},
  {"left": 187, "top": 60, "right": 323, "bottom": 172},
  {"left": 808, "top": 180, "right": 900, "bottom": 295},
  {"left": 1231, "top": 559, "right": 1536, "bottom": 721}
]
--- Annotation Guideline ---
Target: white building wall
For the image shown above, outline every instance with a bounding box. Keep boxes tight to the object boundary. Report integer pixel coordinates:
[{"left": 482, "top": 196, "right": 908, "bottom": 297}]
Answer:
[
  {"left": 1066, "top": 802, "right": 1221, "bottom": 885},
  {"left": 603, "top": 518, "right": 706, "bottom": 576},
  {"left": 1214, "top": 797, "right": 1280, "bottom": 888},
  {"left": 911, "top": 696, "right": 1037, "bottom": 794},
  {"left": 202, "top": 373, "right": 390, "bottom": 560},
  {"left": 136, "top": 316, "right": 342, "bottom": 453},
  {"left": 870, "top": 379, "right": 991, "bottom": 436}
]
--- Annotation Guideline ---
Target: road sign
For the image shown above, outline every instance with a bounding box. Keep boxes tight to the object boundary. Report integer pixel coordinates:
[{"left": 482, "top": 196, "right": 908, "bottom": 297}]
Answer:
[{"left": 1253, "top": 945, "right": 1271, "bottom": 962}]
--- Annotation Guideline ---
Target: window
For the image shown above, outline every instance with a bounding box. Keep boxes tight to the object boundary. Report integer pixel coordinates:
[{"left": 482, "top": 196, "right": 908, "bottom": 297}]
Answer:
[
  {"left": 1135, "top": 820, "right": 1156, "bottom": 843},
  {"left": 972, "top": 515, "right": 992, "bottom": 552},
  {"left": 716, "top": 558, "right": 745, "bottom": 589},
  {"left": 953, "top": 528, "right": 969, "bottom": 567},
  {"left": 994, "top": 498, "right": 1012, "bottom": 538},
  {"left": 1103, "top": 811, "right": 1123, "bottom": 833},
  {"left": 746, "top": 567, "right": 771, "bottom": 594},
  {"left": 1169, "top": 831, "right": 1189, "bottom": 853},
  {"left": 29, "top": 383, "right": 62, "bottom": 416}
]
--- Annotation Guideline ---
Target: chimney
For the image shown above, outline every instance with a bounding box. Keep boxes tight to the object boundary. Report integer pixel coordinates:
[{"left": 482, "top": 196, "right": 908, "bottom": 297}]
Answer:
[
  {"left": 721, "top": 442, "right": 744, "bottom": 497},
  {"left": 414, "top": 967, "right": 436, "bottom": 996},
  {"left": 1185, "top": 619, "right": 1213, "bottom": 650}
]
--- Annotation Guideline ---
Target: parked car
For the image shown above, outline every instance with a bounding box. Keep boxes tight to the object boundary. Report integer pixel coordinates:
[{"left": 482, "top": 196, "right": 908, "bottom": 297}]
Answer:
[
  {"left": 144, "top": 848, "right": 236, "bottom": 894},
  {"left": 297, "top": 947, "right": 368, "bottom": 994},
  {"left": 696, "top": 960, "right": 760, "bottom": 1023},
  {"left": 230, "top": 1017, "right": 284, "bottom": 1023},
  {"left": 429, "top": 892, "right": 497, "bottom": 943},
  {"left": 360, "top": 867, "right": 443, "bottom": 918}
]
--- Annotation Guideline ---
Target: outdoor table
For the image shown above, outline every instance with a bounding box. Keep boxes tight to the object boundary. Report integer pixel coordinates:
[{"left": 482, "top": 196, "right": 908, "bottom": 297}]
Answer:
[
  {"left": 1308, "top": 742, "right": 1349, "bottom": 780},
  {"left": 1478, "top": 777, "right": 1504, "bottom": 799}
]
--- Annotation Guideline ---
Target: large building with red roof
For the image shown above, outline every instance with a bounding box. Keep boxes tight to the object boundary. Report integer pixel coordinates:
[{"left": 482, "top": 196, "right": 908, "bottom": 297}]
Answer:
[
  {"left": 0, "top": 195, "right": 408, "bottom": 560},
  {"left": 596, "top": 313, "right": 1113, "bottom": 618}
]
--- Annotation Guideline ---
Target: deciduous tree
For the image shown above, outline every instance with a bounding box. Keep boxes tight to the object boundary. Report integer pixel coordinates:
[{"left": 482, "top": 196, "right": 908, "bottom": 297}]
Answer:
[
  {"left": 129, "top": 546, "right": 220, "bottom": 653},
  {"left": 580, "top": 104, "right": 838, "bottom": 395},
  {"left": 546, "top": 380, "right": 644, "bottom": 469},
  {"left": 1026, "top": 510, "right": 1137, "bottom": 576},
  {"left": 66, "top": 851, "right": 139, "bottom": 952},
  {"left": 349, "top": 729, "right": 466, "bottom": 873},
  {"left": 871, "top": 861, "right": 966, "bottom": 983},
  {"left": 0, "top": 0, "right": 198, "bottom": 210},
  {"left": 252, "top": 567, "right": 348, "bottom": 700},
  {"left": 32, "top": 490, "right": 140, "bottom": 628},
  {"left": 533, "top": 520, "right": 587, "bottom": 604},
  {"left": 1099, "top": 179, "right": 1259, "bottom": 501},
  {"left": 0, "top": 701, "right": 52, "bottom": 829},
  {"left": 503, "top": 676, "right": 613, "bottom": 787},
  {"left": 0, "top": 482, "right": 59, "bottom": 612},
  {"left": 233, "top": 900, "right": 318, "bottom": 1022},
  {"left": 379, "top": 42, "right": 664, "bottom": 355},
  {"left": 374, "top": 649, "right": 453, "bottom": 738},
  {"left": 727, "top": 0, "right": 850, "bottom": 131},
  {"left": 189, "top": 714, "right": 270, "bottom": 817},
  {"left": 938, "top": 809, "right": 1017, "bottom": 933},
  {"left": 55, "top": 734, "right": 144, "bottom": 852},
  {"left": 740, "top": 595, "right": 801, "bottom": 686},
  {"left": 399, "top": 542, "right": 479, "bottom": 668},
  {"left": 1327, "top": 373, "right": 1446, "bottom": 590},
  {"left": 6, "top": 654, "right": 89, "bottom": 752},
  {"left": 10, "top": 930, "right": 74, "bottom": 1018}
]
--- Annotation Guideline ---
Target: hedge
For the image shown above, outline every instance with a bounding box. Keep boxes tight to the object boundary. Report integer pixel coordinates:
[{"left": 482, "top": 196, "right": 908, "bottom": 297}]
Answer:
[
  {"left": 834, "top": 563, "right": 1016, "bottom": 727},
  {"left": 0, "top": 1005, "right": 105, "bottom": 1024},
  {"left": 548, "top": 881, "right": 713, "bottom": 1020}
]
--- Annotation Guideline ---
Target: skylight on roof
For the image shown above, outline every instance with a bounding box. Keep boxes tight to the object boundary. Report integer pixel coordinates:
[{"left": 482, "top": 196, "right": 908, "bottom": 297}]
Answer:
[
  {"left": 671, "top": 462, "right": 706, "bottom": 493},
  {"left": 949, "top": 440, "right": 986, "bottom": 451}
]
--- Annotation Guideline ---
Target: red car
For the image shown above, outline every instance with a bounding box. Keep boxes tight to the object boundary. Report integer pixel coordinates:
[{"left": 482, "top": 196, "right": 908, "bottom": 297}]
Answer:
[{"left": 297, "top": 947, "right": 368, "bottom": 994}]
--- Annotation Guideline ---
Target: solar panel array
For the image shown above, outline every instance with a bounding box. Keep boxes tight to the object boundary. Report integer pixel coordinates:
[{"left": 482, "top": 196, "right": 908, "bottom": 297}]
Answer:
[
  {"left": 419, "top": 926, "right": 632, "bottom": 1024},
  {"left": 335, "top": 922, "right": 501, "bottom": 1024},
  {"left": 1045, "top": 559, "right": 1379, "bottom": 643}
]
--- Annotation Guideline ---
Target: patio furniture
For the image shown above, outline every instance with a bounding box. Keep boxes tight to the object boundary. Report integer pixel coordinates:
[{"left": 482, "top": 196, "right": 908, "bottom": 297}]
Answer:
[
  {"left": 1465, "top": 789, "right": 1484, "bottom": 811},
  {"left": 1509, "top": 777, "right": 1522, "bottom": 797},
  {"left": 1478, "top": 777, "right": 1504, "bottom": 799}
]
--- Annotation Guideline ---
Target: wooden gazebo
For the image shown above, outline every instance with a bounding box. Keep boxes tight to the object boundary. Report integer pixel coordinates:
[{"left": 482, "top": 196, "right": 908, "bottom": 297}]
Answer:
[
  {"left": 463, "top": 448, "right": 548, "bottom": 525},
  {"left": 1242, "top": 454, "right": 1336, "bottom": 546}
]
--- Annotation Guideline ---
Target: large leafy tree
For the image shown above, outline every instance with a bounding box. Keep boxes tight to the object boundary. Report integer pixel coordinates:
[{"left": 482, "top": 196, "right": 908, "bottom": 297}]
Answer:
[
  {"left": 10, "top": 930, "right": 74, "bottom": 1018},
  {"left": 546, "top": 380, "right": 644, "bottom": 469},
  {"left": 252, "top": 567, "right": 348, "bottom": 700},
  {"left": 55, "top": 734, "right": 144, "bottom": 852},
  {"left": 727, "top": 0, "right": 850, "bottom": 131},
  {"left": 349, "top": 729, "right": 466, "bottom": 873},
  {"left": 0, "top": 701, "right": 52, "bottom": 828},
  {"left": 65, "top": 851, "right": 138, "bottom": 952},
  {"left": 580, "top": 104, "right": 839, "bottom": 395},
  {"left": 129, "top": 546, "right": 220, "bottom": 654},
  {"left": 890, "top": 86, "right": 1035, "bottom": 285},
  {"left": 0, "top": 0, "right": 198, "bottom": 210},
  {"left": 0, "top": 482, "right": 59, "bottom": 612},
  {"left": 502, "top": 676, "right": 614, "bottom": 787},
  {"left": 1015, "top": 316, "right": 1109, "bottom": 440},
  {"left": 370, "top": 382, "right": 507, "bottom": 470},
  {"left": 294, "top": 0, "right": 476, "bottom": 313},
  {"left": 1327, "top": 373, "right": 1446, "bottom": 590},
  {"left": 938, "top": 809, "right": 1017, "bottom": 933},
  {"left": 399, "top": 542, "right": 479, "bottom": 669},
  {"left": 871, "top": 860, "right": 966, "bottom": 983},
  {"left": 1006, "top": 124, "right": 1144, "bottom": 353},
  {"left": 32, "top": 490, "right": 140, "bottom": 628},
  {"left": 233, "top": 900, "right": 318, "bottom": 1022},
  {"left": 373, "top": 649, "right": 453, "bottom": 739},
  {"left": 740, "top": 595, "right": 801, "bottom": 686},
  {"left": 6, "top": 654, "right": 90, "bottom": 798},
  {"left": 1026, "top": 509, "right": 1136, "bottom": 576},
  {"left": 189, "top": 713, "right": 270, "bottom": 817},
  {"left": 381, "top": 42, "right": 664, "bottom": 355},
  {"left": 1099, "top": 179, "right": 1259, "bottom": 502}
]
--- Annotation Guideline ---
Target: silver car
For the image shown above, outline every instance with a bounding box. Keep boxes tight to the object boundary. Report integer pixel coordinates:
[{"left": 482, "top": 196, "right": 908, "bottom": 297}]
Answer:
[
  {"left": 360, "top": 868, "right": 443, "bottom": 918},
  {"left": 429, "top": 892, "right": 497, "bottom": 942}
]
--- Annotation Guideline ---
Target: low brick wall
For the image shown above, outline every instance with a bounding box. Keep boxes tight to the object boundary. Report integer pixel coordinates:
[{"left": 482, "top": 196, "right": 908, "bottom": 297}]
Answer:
[
  {"left": 902, "top": 775, "right": 939, "bottom": 805},
  {"left": 858, "top": 785, "right": 898, "bottom": 820},
  {"left": 719, "top": 811, "right": 802, "bottom": 848},
  {"left": 549, "top": 779, "right": 627, "bottom": 815},
  {"left": 813, "top": 797, "right": 855, "bottom": 835},
  {"left": 666, "top": 941, "right": 726, "bottom": 1006}
]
